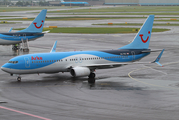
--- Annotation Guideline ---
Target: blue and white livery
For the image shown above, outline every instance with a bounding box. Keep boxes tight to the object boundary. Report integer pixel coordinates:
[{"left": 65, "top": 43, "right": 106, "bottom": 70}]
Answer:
[
  {"left": 0, "top": 9, "right": 47, "bottom": 50},
  {"left": 1, "top": 15, "right": 164, "bottom": 83},
  {"left": 60, "top": 0, "right": 88, "bottom": 6}
]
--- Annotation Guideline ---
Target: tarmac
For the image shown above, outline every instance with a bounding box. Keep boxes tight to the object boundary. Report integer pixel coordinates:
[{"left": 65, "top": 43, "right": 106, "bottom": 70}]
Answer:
[{"left": 0, "top": 8, "right": 179, "bottom": 120}]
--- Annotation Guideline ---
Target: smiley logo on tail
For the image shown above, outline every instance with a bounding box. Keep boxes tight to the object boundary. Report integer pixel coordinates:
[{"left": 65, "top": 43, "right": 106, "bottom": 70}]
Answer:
[
  {"left": 33, "top": 20, "right": 44, "bottom": 29},
  {"left": 139, "top": 31, "right": 150, "bottom": 43}
]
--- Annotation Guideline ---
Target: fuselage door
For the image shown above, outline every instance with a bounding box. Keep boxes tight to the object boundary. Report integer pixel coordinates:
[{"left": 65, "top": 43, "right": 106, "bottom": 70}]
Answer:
[
  {"left": 131, "top": 51, "right": 135, "bottom": 61},
  {"left": 24, "top": 57, "right": 30, "bottom": 68},
  {"left": 23, "top": 34, "right": 26, "bottom": 40},
  {"left": 74, "top": 57, "right": 78, "bottom": 63}
]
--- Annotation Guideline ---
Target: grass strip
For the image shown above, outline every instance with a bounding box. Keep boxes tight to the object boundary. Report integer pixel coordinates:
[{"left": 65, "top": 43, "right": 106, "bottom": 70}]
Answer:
[
  {"left": 0, "top": 21, "right": 20, "bottom": 24},
  {"left": 14, "top": 27, "right": 169, "bottom": 34},
  {"left": 0, "top": 17, "right": 148, "bottom": 21},
  {"left": 51, "top": 12, "right": 179, "bottom": 16},
  {"left": 93, "top": 23, "right": 179, "bottom": 26},
  {"left": 48, "top": 6, "right": 179, "bottom": 13},
  {"left": 3, "top": 16, "right": 179, "bottom": 21},
  {"left": 0, "top": 6, "right": 70, "bottom": 12}
]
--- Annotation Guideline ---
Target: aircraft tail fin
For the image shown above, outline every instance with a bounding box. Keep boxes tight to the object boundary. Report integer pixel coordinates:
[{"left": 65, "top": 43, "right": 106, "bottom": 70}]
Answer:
[
  {"left": 50, "top": 41, "right": 57, "bottom": 53},
  {"left": 120, "top": 15, "right": 155, "bottom": 49},
  {"left": 17, "top": 9, "right": 47, "bottom": 33}
]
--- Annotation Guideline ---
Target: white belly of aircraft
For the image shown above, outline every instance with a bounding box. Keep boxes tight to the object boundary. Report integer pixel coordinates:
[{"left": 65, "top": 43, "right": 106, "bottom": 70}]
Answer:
[
  {"left": 0, "top": 39, "right": 21, "bottom": 45},
  {"left": 3, "top": 54, "right": 129, "bottom": 75}
]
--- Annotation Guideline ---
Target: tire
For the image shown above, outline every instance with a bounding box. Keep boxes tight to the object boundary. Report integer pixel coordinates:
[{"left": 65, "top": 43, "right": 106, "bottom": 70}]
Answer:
[
  {"left": 88, "top": 78, "right": 95, "bottom": 84},
  {"left": 17, "top": 77, "right": 21, "bottom": 82},
  {"left": 88, "top": 73, "right": 95, "bottom": 78}
]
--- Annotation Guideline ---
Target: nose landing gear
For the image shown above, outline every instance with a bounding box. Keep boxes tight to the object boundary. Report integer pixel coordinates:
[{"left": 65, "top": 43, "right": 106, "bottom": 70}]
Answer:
[{"left": 17, "top": 76, "right": 21, "bottom": 82}]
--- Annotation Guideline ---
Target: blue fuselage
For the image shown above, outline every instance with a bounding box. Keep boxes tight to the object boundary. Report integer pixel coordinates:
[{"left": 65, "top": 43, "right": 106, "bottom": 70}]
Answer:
[
  {"left": 1, "top": 49, "right": 150, "bottom": 74},
  {"left": 60, "top": 2, "right": 88, "bottom": 5},
  {"left": 0, "top": 32, "right": 44, "bottom": 45}
]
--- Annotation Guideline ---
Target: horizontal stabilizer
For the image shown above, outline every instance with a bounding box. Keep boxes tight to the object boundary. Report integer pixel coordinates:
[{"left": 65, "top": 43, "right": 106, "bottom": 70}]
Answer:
[
  {"left": 50, "top": 41, "right": 57, "bottom": 53},
  {"left": 141, "top": 49, "right": 163, "bottom": 53},
  {"left": 42, "top": 30, "right": 50, "bottom": 34}
]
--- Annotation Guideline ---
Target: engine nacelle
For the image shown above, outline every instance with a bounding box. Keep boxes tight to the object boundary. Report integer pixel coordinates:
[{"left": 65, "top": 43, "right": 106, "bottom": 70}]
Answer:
[{"left": 70, "top": 67, "right": 90, "bottom": 77}]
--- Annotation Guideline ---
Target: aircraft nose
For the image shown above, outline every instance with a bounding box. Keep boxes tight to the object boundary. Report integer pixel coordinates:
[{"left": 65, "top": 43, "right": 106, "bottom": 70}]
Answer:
[
  {"left": 1, "top": 64, "right": 11, "bottom": 73},
  {"left": 1, "top": 66, "right": 7, "bottom": 72}
]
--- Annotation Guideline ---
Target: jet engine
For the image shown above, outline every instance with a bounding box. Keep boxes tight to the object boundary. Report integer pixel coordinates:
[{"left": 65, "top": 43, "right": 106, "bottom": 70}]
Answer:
[{"left": 70, "top": 67, "right": 90, "bottom": 77}]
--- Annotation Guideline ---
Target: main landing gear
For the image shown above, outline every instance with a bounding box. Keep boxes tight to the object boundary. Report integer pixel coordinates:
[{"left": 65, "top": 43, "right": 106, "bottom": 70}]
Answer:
[
  {"left": 17, "top": 76, "right": 21, "bottom": 82},
  {"left": 88, "top": 73, "right": 96, "bottom": 84}
]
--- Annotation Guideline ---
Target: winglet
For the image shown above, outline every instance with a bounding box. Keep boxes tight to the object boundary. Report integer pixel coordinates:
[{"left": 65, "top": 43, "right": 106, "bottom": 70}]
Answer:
[
  {"left": 153, "top": 49, "right": 165, "bottom": 67},
  {"left": 50, "top": 41, "right": 57, "bottom": 53},
  {"left": 9, "top": 27, "right": 13, "bottom": 32}
]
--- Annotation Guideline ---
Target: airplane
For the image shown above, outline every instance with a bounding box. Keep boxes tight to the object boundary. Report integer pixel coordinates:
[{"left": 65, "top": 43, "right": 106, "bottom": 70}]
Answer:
[
  {"left": 60, "top": 0, "right": 89, "bottom": 6},
  {"left": 0, "top": 9, "right": 47, "bottom": 51},
  {"left": 1, "top": 15, "right": 165, "bottom": 83}
]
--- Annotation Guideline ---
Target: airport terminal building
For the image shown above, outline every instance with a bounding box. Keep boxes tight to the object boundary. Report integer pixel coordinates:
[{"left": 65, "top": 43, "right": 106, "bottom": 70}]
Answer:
[
  {"left": 49, "top": 0, "right": 179, "bottom": 6},
  {"left": 104, "top": 0, "right": 179, "bottom": 6},
  {"left": 4, "top": 0, "right": 179, "bottom": 6}
]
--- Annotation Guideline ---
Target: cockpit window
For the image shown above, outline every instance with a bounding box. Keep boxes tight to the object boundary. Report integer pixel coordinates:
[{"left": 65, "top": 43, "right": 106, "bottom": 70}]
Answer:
[{"left": 8, "top": 61, "right": 18, "bottom": 64}]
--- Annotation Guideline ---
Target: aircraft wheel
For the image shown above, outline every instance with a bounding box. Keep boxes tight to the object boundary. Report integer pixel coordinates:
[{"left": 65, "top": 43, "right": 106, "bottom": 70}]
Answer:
[
  {"left": 17, "top": 77, "right": 21, "bottom": 82},
  {"left": 88, "top": 73, "right": 95, "bottom": 79},
  {"left": 88, "top": 78, "right": 95, "bottom": 84},
  {"left": 88, "top": 73, "right": 96, "bottom": 84}
]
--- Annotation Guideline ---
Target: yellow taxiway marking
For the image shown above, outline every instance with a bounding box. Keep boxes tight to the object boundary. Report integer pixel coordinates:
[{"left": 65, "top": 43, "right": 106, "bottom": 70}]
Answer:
[{"left": 128, "top": 61, "right": 179, "bottom": 89}]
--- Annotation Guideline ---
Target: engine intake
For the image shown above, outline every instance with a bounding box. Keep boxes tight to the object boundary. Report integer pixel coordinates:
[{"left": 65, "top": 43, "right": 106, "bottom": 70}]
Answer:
[{"left": 70, "top": 67, "right": 90, "bottom": 77}]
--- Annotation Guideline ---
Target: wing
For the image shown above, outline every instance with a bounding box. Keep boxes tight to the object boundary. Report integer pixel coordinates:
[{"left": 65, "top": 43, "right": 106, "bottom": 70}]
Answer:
[
  {"left": 83, "top": 63, "right": 129, "bottom": 69},
  {"left": 67, "top": 62, "right": 130, "bottom": 70},
  {"left": 66, "top": 49, "right": 164, "bottom": 70}
]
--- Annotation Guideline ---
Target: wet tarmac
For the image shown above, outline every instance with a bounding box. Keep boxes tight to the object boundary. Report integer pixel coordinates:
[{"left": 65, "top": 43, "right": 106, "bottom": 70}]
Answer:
[{"left": 0, "top": 8, "right": 179, "bottom": 120}]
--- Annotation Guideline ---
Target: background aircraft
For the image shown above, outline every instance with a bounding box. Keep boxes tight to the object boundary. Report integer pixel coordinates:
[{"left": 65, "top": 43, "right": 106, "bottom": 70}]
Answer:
[
  {"left": 60, "top": 0, "right": 89, "bottom": 6},
  {"left": 0, "top": 9, "right": 47, "bottom": 51},
  {"left": 1, "top": 15, "right": 164, "bottom": 83}
]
